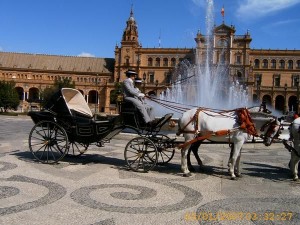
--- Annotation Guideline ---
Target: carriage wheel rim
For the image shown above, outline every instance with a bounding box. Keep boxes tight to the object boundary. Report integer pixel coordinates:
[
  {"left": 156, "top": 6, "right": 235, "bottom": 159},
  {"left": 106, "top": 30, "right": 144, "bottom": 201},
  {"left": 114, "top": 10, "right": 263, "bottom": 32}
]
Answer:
[
  {"left": 124, "top": 136, "right": 157, "bottom": 172},
  {"left": 28, "top": 121, "right": 69, "bottom": 164}
]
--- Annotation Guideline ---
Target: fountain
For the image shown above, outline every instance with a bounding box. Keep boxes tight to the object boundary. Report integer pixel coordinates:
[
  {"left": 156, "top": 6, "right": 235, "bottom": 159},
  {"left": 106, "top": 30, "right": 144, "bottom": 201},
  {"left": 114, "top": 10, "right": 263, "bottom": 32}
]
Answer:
[{"left": 156, "top": 0, "right": 249, "bottom": 117}]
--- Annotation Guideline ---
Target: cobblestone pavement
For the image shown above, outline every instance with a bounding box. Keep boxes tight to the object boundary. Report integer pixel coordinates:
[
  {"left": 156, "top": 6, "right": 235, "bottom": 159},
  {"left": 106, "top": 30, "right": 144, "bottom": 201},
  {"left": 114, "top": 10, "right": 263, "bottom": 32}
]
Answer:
[{"left": 0, "top": 115, "right": 300, "bottom": 225}]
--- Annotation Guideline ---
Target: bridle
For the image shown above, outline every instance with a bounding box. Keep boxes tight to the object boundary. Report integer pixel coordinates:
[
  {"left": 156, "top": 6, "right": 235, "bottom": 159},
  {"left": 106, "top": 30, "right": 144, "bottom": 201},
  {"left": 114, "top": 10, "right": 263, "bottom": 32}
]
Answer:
[{"left": 259, "top": 118, "right": 280, "bottom": 145}]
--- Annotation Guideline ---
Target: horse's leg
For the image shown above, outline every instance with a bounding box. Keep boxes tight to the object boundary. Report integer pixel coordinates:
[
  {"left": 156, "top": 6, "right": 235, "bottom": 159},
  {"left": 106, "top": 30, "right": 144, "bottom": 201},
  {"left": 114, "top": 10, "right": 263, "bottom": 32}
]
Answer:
[
  {"left": 193, "top": 141, "right": 203, "bottom": 167},
  {"left": 187, "top": 141, "right": 202, "bottom": 172},
  {"left": 228, "top": 140, "right": 243, "bottom": 180},
  {"left": 187, "top": 145, "right": 194, "bottom": 172},
  {"left": 227, "top": 144, "right": 234, "bottom": 170},
  {"left": 181, "top": 145, "right": 192, "bottom": 177},
  {"left": 290, "top": 151, "right": 299, "bottom": 180},
  {"left": 235, "top": 150, "right": 242, "bottom": 177}
]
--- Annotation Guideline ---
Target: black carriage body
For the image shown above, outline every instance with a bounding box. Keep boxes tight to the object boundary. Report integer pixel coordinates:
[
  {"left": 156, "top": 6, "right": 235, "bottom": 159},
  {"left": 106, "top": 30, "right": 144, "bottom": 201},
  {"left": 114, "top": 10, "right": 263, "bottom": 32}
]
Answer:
[
  {"left": 120, "top": 101, "right": 146, "bottom": 129},
  {"left": 55, "top": 113, "right": 118, "bottom": 144},
  {"left": 28, "top": 88, "right": 175, "bottom": 170},
  {"left": 28, "top": 88, "right": 120, "bottom": 144}
]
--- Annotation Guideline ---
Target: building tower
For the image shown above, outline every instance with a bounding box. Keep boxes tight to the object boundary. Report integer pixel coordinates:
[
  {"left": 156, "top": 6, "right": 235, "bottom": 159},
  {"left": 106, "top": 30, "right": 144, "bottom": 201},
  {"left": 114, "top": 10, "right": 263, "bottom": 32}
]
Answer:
[{"left": 115, "top": 6, "right": 141, "bottom": 81}]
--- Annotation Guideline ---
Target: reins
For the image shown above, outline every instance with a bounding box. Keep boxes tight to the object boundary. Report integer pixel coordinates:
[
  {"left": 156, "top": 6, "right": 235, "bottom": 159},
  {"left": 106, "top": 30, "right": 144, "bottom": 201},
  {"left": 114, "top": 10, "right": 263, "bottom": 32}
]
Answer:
[
  {"left": 146, "top": 96, "right": 191, "bottom": 114},
  {"left": 146, "top": 96, "right": 279, "bottom": 148}
]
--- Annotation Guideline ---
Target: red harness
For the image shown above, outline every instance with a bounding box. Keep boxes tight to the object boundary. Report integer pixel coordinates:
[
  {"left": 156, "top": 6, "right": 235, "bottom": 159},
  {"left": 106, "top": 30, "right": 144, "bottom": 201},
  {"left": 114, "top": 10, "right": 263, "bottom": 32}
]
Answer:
[{"left": 178, "top": 108, "right": 259, "bottom": 149}]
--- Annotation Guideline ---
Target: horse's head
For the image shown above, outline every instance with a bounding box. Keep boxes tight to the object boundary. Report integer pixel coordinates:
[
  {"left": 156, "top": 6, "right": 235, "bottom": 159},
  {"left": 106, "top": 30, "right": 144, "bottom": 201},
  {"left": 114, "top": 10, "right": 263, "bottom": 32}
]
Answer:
[
  {"left": 260, "top": 117, "right": 281, "bottom": 146},
  {"left": 250, "top": 111, "right": 281, "bottom": 146}
]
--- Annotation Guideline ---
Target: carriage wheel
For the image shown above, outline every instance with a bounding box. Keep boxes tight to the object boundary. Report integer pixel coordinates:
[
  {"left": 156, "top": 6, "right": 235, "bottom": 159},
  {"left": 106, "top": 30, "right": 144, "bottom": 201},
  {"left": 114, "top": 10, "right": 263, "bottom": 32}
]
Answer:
[
  {"left": 28, "top": 121, "right": 69, "bottom": 164},
  {"left": 124, "top": 137, "right": 158, "bottom": 172},
  {"left": 154, "top": 134, "right": 175, "bottom": 165},
  {"left": 67, "top": 142, "right": 89, "bottom": 156}
]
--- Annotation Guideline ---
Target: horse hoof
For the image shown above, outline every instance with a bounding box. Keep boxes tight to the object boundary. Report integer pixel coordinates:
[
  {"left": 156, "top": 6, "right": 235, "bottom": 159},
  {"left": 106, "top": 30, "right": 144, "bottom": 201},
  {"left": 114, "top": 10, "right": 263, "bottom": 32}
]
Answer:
[
  {"left": 293, "top": 177, "right": 298, "bottom": 181},
  {"left": 183, "top": 173, "right": 192, "bottom": 177},
  {"left": 230, "top": 177, "right": 237, "bottom": 180}
]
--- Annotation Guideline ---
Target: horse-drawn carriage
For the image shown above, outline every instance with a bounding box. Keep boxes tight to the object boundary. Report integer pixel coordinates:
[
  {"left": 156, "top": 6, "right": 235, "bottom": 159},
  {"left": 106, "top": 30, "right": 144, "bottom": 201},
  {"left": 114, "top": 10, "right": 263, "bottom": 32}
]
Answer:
[
  {"left": 28, "top": 88, "right": 288, "bottom": 179},
  {"left": 28, "top": 88, "right": 176, "bottom": 172}
]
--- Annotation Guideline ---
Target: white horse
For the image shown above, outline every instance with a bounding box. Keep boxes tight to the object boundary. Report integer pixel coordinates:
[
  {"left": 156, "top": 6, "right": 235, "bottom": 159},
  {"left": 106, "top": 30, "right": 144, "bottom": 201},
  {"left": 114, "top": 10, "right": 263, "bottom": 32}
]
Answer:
[
  {"left": 286, "top": 117, "right": 300, "bottom": 180},
  {"left": 177, "top": 107, "right": 280, "bottom": 179}
]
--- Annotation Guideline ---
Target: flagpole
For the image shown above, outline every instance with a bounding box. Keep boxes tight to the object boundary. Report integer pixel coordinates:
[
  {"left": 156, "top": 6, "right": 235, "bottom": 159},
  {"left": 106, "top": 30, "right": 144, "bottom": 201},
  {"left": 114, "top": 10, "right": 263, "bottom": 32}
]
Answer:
[{"left": 221, "top": 6, "right": 225, "bottom": 24}]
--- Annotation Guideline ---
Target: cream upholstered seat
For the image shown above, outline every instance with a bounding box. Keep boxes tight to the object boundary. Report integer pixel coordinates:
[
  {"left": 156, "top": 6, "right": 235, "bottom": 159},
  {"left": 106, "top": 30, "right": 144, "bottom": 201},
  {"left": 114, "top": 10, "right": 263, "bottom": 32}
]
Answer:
[{"left": 61, "top": 88, "right": 93, "bottom": 118}]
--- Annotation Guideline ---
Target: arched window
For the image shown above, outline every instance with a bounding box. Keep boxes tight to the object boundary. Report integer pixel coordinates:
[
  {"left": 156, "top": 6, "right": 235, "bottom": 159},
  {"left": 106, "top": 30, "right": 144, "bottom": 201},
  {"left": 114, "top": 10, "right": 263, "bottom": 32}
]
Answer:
[
  {"left": 155, "top": 58, "right": 160, "bottom": 67},
  {"left": 163, "top": 58, "right": 168, "bottom": 67},
  {"left": 236, "top": 55, "right": 241, "bottom": 64},
  {"left": 297, "top": 60, "right": 300, "bottom": 69},
  {"left": 171, "top": 58, "right": 176, "bottom": 67},
  {"left": 262, "top": 59, "right": 268, "bottom": 68},
  {"left": 254, "top": 59, "right": 260, "bottom": 68},
  {"left": 271, "top": 59, "right": 276, "bottom": 69},
  {"left": 125, "top": 57, "right": 130, "bottom": 66},
  {"left": 148, "top": 58, "right": 153, "bottom": 66},
  {"left": 279, "top": 60, "right": 285, "bottom": 69},
  {"left": 288, "top": 60, "right": 293, "bottom": 69}
]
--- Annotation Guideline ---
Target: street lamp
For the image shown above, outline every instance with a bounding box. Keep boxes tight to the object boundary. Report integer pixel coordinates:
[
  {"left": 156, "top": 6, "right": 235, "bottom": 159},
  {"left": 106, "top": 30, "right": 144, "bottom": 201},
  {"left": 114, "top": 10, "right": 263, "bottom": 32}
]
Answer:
[
  {"left": 284, "top": 83, "right": 288, "bottom": 114},
  {"left": 143, "top": 72, "right": 146, "bottom": 93},
  {"left": 94, "top": 74, "right": 98, "bottom": 113},
  {"left": 155, "top": 79, "right": 159, "bottom": 96},
  {"left": 256, "top": 76, "right": 260, "bottom": 104},
  {"left": 297, "top": 77, "right": 300, "bottom": 114}
]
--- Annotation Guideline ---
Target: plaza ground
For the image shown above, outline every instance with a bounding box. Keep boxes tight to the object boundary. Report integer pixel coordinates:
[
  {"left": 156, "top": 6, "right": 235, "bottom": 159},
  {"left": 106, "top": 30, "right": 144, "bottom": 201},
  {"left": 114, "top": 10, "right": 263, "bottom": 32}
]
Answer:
[{"left": 0, "top": 115, "right": 299, "bottom": 225}]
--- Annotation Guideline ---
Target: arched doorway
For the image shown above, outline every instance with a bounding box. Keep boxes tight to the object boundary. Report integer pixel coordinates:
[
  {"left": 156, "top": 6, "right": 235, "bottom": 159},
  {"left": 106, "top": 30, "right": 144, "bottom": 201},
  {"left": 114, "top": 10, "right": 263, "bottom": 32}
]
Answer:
[
  {"left": 262, "top": 95, "right": 272, "bottom": 108},
  {"left": 28, "top": 87, "right": 39, "bottom": 102},
  {"left": 15, "top": 87, "right": 24, "bottom": 100},
  {"left": 28, "top": 87, "right": 40, "bottom": 111},
  {"left": 275, "top": 95, "right": 284, "bottom": 113},
  {"left": 288, "top": 96, "right": 297, "bottom": 112},
  {"left": 88, "top": 90, "right": 98, "bottom": 113},
  {"left": 88, "top": 90, "right": 98, "bottom": 104}
]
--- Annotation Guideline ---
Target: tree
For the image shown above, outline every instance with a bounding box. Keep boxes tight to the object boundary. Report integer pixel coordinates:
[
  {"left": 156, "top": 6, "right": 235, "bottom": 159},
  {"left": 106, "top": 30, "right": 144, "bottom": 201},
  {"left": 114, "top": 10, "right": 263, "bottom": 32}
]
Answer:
[
  {"left": 110, "top": 82, "right": 123, "bottom": 104},
  {"left": 0, "top": 81, "right": 20, "bottom": 112},
  {"left": 41, "top": 78, "right": 75, "bottom": 107}
]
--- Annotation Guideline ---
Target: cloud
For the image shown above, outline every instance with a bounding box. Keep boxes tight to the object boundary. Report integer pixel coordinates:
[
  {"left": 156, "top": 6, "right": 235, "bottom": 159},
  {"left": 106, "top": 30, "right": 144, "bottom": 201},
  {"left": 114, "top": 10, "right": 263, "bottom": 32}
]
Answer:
[
  {"left": 269, "top": 19, "right": 300, "bottom": 27},
  {"left": 77, "top": 52, "right": 95, "bottom": 57},
  {"left": 237, "top": 0, "right": 300, "bottom": 19},
  {"left": 191, "top": 0, "right": 206, "bottom": 8}
]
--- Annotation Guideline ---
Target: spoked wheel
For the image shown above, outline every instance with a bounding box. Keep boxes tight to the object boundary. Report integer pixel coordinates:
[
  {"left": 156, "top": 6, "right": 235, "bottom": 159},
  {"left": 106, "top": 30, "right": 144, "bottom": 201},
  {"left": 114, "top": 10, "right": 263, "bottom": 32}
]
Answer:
[
  {"left": 28, "top": 121, "right": 69, "bottom": 164},
  {"left": 124, "top": 136, "right": 158, "bottom": 172},
  {"left": 67, "top": 142, "right": 89, "bottom": 156},
  {"left": 153, "top": 134, "right": 175, "bottom": 165}
]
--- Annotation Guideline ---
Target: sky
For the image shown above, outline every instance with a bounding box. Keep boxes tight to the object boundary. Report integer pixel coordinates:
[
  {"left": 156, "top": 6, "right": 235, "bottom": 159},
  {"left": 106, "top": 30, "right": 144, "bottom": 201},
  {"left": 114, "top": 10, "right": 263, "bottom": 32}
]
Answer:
[{"left": 0, "top": 0, "right": 299, "bottom": 58}]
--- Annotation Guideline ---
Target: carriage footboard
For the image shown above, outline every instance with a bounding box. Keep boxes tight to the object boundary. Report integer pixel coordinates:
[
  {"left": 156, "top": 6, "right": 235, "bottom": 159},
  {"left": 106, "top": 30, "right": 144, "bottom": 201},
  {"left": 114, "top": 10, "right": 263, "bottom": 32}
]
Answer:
[{"left": 98, "top": 126, "right": 124, "bottom": 142}]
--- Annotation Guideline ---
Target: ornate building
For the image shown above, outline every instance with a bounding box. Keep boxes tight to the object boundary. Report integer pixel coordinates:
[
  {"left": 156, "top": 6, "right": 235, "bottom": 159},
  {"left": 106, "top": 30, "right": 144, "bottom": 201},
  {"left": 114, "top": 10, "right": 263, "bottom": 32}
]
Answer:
[
  {"left": 114, "top": 8, "right": 193, "bottom": 97},
  {"left": 0, "top": 52, "right": 114, "bottom": 112},
  {"left": 250, "top": 49, "right": 300, "bottom": 113},
  {"left": 1, "top": 7, "right": 300, "bottom": 114}
]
